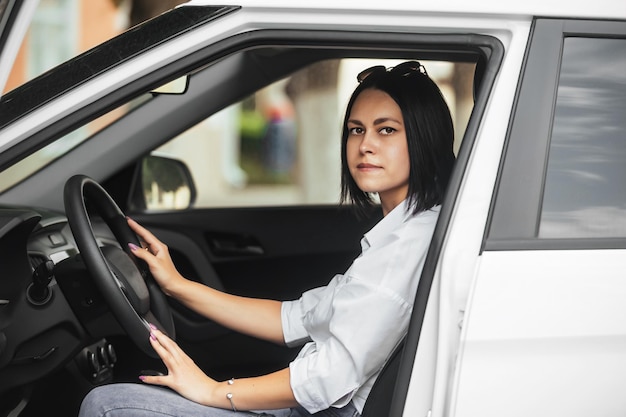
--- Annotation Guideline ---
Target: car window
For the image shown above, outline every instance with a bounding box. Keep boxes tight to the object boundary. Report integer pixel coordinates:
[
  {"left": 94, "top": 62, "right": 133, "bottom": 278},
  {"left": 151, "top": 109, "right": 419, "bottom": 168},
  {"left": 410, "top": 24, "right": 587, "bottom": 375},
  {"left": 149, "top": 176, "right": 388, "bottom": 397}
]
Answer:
[
  {"left": 0, "top": 55, "right": 475, "bottom": 209},
  {"left": 144, "top": 58, "right": 474, "bottom": 209},
  {"left": 539, "top": 37, "right": 626, "bottom": 238}
]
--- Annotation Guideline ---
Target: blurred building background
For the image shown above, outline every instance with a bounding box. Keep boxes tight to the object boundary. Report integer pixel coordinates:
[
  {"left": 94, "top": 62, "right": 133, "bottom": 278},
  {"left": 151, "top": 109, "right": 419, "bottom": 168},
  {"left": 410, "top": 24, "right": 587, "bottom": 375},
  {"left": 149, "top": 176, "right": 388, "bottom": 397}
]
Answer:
[{"left": 4, "top": 0, "right": 187, "bottom": 94}]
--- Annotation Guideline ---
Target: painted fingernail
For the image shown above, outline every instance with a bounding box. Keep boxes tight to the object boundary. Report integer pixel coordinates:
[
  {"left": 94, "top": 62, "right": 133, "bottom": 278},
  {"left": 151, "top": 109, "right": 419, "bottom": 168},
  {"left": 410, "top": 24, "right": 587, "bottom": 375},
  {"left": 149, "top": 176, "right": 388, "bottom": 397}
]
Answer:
[
  {"left": 128, "top": 243, "right": 140, "bottom": 251},
  {"left": 150, "top": 332, "right": 156, "bottom": 341},
  {"left": 148, "top": 323, "right": 157, "bottom": 330},
  {"left": 139, "top": 375, "right": 146, "bottom": 381}
]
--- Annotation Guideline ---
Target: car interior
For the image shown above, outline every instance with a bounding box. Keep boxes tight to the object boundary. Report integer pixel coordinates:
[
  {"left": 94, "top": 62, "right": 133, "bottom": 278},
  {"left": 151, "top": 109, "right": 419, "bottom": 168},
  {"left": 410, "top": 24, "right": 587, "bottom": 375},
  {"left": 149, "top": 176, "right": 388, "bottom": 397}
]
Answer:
[{"left": 0, "top": 20, "right": 503, "bottom": 416}]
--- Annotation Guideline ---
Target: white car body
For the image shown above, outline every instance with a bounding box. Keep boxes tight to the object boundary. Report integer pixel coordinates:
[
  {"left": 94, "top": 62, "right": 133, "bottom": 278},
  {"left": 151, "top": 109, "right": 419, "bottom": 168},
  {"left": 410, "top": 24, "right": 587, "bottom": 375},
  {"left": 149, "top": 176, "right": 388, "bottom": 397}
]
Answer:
[{"left": 1, "top": 1, "right": 625, "bottom": 416}]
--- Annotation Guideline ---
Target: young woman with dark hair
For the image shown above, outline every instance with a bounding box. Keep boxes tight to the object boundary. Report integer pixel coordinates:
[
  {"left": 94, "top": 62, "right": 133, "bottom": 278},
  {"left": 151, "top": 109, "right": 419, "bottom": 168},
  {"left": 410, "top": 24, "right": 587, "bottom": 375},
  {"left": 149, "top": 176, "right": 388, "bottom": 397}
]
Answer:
[
  {"left": 79, "top": 60, "right": 455, "bottom": 417},
  {"left": 341, "top": 60, "right": 455, "bottom": 216}
]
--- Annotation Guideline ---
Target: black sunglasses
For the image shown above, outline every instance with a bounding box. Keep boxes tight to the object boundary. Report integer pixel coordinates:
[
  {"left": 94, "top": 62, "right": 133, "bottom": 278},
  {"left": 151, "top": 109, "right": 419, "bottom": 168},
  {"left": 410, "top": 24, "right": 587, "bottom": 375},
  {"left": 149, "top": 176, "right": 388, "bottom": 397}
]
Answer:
[{"left": 357, "top": 60, "right": 428, "bottom": 83}]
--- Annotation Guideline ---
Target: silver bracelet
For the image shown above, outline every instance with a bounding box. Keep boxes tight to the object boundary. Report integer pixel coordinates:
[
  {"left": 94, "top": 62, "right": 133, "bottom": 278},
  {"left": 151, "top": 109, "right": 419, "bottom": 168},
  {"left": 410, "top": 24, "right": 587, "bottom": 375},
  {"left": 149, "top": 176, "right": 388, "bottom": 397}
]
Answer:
[{"left": 226, "top": 378, "right": 237, "bottom": 411}]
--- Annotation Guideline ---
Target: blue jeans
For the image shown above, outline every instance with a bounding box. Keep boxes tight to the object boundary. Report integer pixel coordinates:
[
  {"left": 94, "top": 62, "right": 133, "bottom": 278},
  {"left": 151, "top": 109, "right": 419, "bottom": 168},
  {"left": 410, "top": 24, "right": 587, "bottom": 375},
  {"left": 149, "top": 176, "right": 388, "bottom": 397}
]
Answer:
[{"left": 78, "top": 383, "right": 360, "bottom": 417}]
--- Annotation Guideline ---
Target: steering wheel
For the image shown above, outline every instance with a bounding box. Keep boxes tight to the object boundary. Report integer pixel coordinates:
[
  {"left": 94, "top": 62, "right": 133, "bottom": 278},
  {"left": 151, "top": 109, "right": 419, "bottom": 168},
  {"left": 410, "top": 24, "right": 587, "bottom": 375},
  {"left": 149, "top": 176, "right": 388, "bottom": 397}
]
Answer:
[{"left": 63, "top": 175, "right": 175, "bottom": 357}]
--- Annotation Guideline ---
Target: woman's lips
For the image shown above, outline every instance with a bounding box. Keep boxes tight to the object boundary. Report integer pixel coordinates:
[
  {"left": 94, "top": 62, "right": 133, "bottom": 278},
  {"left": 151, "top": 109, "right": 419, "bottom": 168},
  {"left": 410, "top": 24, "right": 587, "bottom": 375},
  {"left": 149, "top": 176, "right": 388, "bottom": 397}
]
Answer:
[{"left": 357, "top": 163, "right": 381, "bottom": 170}]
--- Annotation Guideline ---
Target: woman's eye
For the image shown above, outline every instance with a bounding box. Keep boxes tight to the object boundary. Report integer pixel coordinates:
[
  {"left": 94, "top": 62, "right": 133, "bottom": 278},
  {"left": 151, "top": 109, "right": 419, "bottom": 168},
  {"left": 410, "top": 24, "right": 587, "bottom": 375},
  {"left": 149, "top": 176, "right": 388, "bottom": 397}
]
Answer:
[
  {"left": 380, "top": 127, "right": 396, "bottom": 135},
  {"left": 348, "top": 127, "right": 364, "bottom": 135}
]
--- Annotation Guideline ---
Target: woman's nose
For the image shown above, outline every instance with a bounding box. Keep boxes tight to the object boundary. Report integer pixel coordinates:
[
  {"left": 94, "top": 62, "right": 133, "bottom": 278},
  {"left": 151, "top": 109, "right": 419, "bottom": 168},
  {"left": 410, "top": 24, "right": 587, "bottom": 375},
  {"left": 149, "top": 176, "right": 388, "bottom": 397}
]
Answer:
[{"left": 359, "top": 133, "right": 375, "bottom": 154}]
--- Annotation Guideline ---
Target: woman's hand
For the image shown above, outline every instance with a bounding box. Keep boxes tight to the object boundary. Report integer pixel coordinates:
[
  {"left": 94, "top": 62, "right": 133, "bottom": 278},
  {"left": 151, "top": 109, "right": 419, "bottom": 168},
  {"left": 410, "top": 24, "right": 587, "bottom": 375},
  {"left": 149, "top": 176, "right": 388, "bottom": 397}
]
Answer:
[
  {"left": 126, "top": 217, "right": 187, "bottom": 296},
  {"left": 142, "top": 327, "right": 298, "bottom": 411},
  {"left": 140, "top": 326, "right": 218, "bottom": 406}
]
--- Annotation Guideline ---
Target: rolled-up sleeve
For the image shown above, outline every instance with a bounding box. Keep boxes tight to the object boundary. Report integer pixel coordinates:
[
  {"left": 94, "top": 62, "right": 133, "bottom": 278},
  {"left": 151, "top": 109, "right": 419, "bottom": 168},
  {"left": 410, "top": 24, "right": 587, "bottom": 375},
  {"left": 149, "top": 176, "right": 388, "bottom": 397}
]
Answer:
[
  {"left": 281, "top": 299, "right": 309, "bottom": 347},
  {"left": 282, "top": 283, "right": 330, "bottom": 346}
]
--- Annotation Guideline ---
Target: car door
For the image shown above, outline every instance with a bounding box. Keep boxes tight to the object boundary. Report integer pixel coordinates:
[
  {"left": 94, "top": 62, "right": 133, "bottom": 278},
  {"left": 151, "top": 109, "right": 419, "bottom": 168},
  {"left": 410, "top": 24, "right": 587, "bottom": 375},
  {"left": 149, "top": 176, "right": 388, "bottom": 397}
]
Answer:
[
  {"left": 450, "top": 18, "right": 626, "bottom": 417},
  {"left": 0, "top": 3, "right": 509, "bottom": 413}
]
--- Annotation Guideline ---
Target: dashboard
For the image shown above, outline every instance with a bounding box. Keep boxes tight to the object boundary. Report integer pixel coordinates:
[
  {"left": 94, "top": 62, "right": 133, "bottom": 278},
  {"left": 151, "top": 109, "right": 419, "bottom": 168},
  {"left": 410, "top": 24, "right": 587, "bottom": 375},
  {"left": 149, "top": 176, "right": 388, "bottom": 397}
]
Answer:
[{"left": 0, "top": 207, "right": 119, "bottom": 392}]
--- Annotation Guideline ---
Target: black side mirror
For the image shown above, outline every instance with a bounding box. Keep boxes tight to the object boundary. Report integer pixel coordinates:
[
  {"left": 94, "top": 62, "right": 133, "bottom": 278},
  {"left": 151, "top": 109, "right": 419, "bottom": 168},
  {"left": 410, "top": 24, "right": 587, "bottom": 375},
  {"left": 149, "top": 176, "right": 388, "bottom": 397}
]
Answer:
[{"left": 128, "top": 155, "right": 196, "bottom": 211}]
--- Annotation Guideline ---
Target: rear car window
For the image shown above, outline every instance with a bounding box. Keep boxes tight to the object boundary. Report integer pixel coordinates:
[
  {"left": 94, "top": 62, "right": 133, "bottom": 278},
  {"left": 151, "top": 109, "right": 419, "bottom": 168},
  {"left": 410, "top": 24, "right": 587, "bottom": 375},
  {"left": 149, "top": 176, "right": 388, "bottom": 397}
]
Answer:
[{"left": 539, "top": 37, "right": 626, "bottom": 238}]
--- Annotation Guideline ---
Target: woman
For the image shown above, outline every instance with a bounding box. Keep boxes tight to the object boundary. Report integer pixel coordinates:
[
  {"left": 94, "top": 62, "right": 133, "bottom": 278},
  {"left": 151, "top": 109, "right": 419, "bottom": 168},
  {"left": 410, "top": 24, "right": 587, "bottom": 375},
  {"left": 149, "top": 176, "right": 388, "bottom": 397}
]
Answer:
[{"left": 79, "top": 60, "right": 455, "bottom": 417}]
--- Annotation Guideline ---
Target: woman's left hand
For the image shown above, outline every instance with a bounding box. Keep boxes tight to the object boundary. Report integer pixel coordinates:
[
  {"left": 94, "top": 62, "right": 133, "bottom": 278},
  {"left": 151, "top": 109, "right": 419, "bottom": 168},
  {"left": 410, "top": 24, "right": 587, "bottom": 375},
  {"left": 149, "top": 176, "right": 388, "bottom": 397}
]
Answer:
[{"left": 141, "top": 326, "right": 218, "bottom": 406}]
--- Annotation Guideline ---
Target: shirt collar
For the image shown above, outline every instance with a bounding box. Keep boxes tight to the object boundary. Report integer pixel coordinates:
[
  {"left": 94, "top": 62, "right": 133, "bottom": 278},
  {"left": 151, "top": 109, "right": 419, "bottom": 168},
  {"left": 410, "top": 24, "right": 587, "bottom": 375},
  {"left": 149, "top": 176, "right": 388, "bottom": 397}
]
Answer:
[{"left": 361, "top": 199, "right": 413, "bottom": 251}]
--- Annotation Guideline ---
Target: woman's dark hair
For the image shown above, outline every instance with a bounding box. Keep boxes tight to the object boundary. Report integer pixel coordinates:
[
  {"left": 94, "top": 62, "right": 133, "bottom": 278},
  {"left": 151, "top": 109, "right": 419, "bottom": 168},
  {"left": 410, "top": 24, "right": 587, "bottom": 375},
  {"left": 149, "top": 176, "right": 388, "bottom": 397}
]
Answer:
[{"left": 340, "top": 61, "right": 456, "bottom": 215}]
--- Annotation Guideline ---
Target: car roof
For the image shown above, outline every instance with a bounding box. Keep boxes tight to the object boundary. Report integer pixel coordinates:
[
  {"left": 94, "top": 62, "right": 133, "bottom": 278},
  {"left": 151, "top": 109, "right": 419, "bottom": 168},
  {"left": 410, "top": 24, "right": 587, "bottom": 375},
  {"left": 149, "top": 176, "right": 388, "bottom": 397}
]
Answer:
[{"left": 187, "top": 0, "right": 626, "bottom": 20}]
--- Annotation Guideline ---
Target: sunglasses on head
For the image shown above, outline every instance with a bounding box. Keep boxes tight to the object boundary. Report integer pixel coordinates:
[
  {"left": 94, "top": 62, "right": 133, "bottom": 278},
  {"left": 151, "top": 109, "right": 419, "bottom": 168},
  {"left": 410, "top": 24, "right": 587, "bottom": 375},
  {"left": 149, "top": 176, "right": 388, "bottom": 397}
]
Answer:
[{"left": 357, "top": 60, "right": 428, "bottom": 83}]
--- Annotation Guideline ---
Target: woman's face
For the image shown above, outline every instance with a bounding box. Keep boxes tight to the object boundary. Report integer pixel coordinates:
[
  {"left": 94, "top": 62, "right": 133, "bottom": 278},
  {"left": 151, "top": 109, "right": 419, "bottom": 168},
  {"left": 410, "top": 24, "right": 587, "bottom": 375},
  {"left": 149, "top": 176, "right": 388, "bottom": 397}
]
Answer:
[{"left": 346, "top": 88, "right": 410, "bottom": 215}]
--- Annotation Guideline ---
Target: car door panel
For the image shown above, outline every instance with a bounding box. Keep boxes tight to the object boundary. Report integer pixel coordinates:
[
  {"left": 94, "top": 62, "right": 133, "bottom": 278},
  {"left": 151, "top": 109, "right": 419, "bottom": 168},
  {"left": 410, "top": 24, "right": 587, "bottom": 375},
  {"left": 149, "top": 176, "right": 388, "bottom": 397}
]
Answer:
[{"left": 455, "top": 250, "right": 626, "bottom": 417}]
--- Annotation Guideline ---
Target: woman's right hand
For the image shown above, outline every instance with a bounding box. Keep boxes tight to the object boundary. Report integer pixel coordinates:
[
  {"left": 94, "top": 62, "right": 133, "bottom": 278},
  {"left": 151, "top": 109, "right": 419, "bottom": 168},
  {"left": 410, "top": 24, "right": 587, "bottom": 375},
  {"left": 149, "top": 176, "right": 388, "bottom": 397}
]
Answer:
[{"left": 126, "top": 217, "right": 188, "bottom": 296}]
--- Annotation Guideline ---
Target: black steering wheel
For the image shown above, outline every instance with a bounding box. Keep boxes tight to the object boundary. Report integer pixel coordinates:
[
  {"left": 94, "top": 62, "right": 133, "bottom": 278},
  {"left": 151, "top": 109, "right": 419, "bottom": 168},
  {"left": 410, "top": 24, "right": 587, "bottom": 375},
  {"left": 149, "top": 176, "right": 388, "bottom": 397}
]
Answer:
[{"left": 63, "top": 175, "right": 175, "bottom": 357}]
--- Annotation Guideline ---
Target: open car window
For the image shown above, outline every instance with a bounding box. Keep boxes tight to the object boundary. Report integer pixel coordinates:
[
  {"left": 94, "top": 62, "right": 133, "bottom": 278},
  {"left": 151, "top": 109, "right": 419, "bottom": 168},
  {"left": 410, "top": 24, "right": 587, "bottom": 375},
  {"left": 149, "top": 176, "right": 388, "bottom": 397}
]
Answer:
[
  {"left": 0, "top": 56, "right": 475, "bottom": 209},
  {"left": 142, "top": 58, "right": 474, "bottom": 210}
]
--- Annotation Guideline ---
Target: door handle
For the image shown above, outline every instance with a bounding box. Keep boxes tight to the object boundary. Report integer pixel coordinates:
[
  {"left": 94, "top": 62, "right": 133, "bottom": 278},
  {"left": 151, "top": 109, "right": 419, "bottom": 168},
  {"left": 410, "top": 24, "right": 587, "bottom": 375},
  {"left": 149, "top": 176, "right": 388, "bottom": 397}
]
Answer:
[{"left": 207, "top": 233, "right": 264, "bottom": 256}]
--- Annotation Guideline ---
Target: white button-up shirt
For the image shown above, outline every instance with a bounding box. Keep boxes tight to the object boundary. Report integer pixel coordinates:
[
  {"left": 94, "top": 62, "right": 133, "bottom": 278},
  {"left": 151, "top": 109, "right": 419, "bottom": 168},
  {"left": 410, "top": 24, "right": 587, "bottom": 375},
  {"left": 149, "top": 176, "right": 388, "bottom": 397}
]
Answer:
[{"left": 281, "top": 201, "right": 440, "bottom": 414}]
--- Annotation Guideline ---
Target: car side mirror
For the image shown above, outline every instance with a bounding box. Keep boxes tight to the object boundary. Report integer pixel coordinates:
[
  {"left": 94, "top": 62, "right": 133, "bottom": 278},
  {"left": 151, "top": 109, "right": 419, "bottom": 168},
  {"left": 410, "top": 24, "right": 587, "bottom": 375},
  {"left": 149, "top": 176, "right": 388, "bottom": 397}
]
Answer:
[{"left": 129, "top": 155, "right": 196, "bottom": 210}]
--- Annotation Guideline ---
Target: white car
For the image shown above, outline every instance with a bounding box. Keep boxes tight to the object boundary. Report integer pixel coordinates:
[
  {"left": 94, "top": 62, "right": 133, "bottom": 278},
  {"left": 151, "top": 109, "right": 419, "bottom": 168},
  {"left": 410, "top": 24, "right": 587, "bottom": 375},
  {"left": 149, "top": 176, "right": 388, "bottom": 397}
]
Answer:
[{"left": 0, "top": 1, "right": 625, "bottom": 416}]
